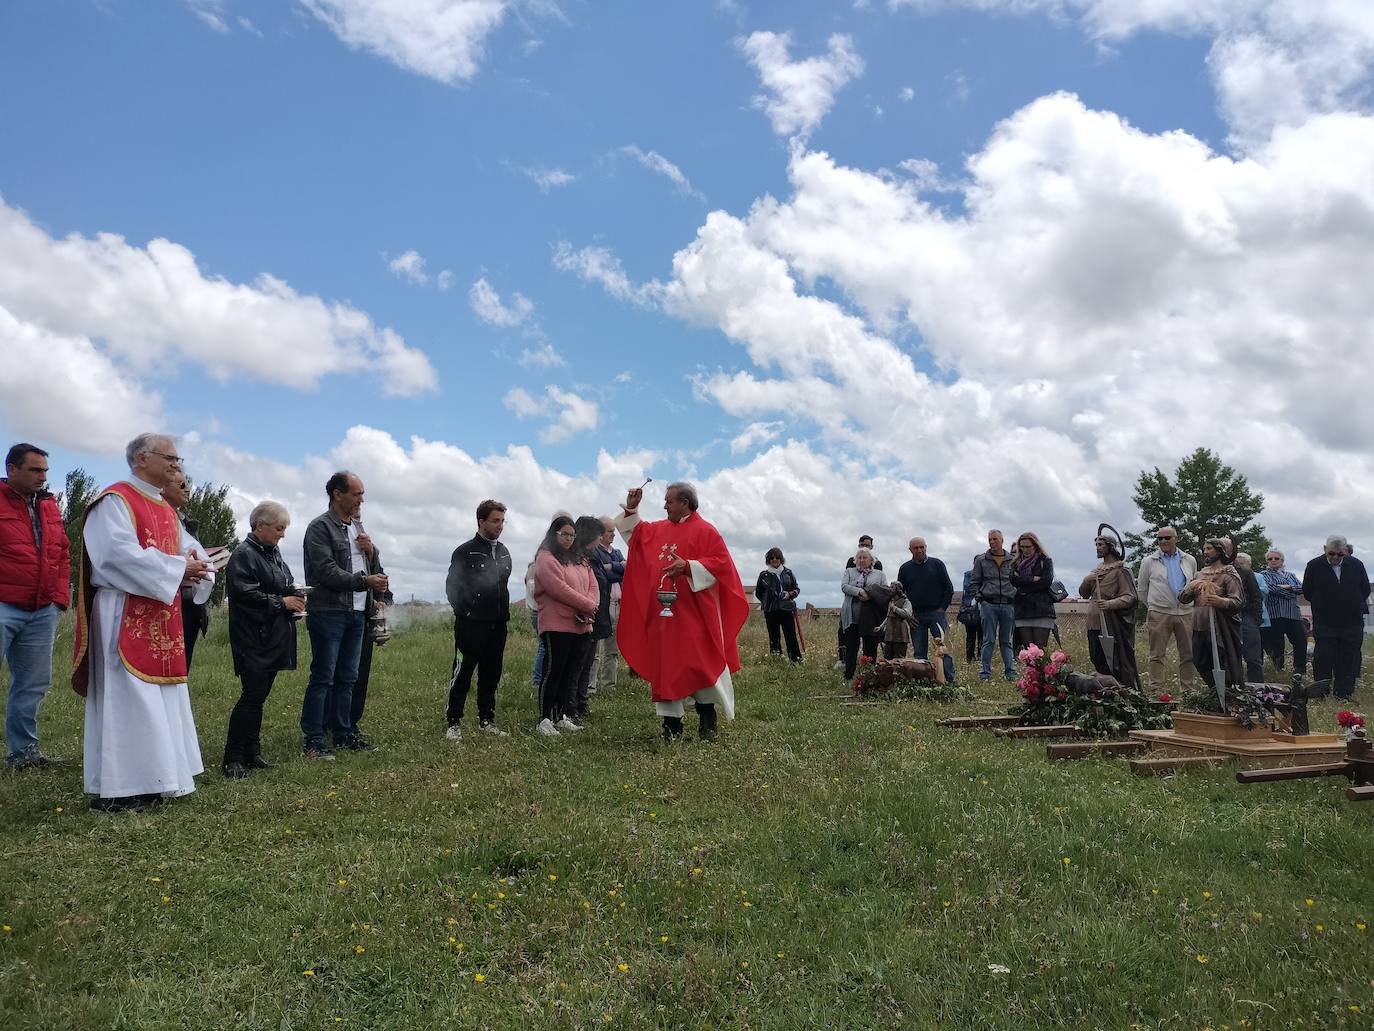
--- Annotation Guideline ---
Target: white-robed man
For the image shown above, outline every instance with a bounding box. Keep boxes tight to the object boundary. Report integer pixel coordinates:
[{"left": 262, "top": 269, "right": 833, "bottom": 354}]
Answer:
[{"left": 72, "top": 433, "right": 214, "bottom": 813}]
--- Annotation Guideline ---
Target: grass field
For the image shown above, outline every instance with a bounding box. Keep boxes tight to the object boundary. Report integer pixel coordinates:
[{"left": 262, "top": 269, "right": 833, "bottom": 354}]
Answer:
[{"left": 2, "top": 610, "right": 1372, "bottom": 1030}]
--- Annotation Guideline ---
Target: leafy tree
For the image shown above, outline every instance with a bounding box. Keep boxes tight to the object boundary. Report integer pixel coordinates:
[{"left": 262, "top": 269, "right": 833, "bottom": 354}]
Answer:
[
  {"left": 56, "top": 467, "right": 100, "bottom": 593},
  {"left": 182, "top": 481, "right": 240, "bottom": 606},
  {"left": 1124, "top": 448, "right": 1271, "bottom": 567}
]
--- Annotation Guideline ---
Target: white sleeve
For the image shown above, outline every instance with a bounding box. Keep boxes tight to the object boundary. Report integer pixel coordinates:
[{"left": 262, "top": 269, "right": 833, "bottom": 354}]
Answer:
[
  {"left": 686, "top": 560, "right": 717, "bottom": 592},
  {"left": 84, "top": 497, "right": 185, "bottom": 605},
  {"left": 614, "top": 509, "right": 642, "bottom": 538},
  {"left": 181, "top": 526, "right": 216, "bottom": 605}
]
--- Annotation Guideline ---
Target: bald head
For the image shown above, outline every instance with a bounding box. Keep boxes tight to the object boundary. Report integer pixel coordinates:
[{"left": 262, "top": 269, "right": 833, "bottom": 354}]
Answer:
[{"left": 908, "top": 537, "right": 928, "bottom": 562}]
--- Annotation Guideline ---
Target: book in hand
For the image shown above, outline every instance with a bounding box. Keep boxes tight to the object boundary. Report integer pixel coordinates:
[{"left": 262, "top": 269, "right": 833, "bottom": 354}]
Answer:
[{"left": 204, "top": 546, "right": 233, "bottom": 572}]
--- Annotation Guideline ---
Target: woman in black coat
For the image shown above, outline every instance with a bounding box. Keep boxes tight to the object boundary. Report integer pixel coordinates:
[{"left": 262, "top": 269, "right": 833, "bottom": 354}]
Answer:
[
  {"left": 755, "top": 547, "right": 803, "bottom": 662},
  {"left": 221, "top": 501, "right": 305, "bottom": 778},
  {"left": 1009, "top": 531, "right": 1056, "bottom": 650}
]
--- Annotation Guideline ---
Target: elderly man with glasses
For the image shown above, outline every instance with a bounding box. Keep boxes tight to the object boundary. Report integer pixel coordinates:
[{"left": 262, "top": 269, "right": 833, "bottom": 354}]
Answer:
[
  {"left": 71, "top": 433, "right": 215, "bottom": 812},
  {"left": 1135, "top": 526, "right": 1198, "bottom": 689},
  {"left": 1302, "top": 535, "right": 1370, "bottom": 701}
]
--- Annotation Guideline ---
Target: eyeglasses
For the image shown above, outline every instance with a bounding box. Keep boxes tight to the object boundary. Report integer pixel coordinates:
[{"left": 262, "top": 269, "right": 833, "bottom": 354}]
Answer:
[
  {"left": 1155, "top": 535, "right": 1174, "bottom": 541},
  {"left": 556, "top": 530, "right": 576, "bottom": 540},
  {"left": 147, "top": 451, "right": 183, "bottom": 466}
]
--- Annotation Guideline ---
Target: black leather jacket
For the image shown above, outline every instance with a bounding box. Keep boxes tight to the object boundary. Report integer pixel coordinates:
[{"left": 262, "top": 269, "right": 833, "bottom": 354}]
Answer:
[
  {"left": 226, "top": 533, "right": 298, "bottom": 675},
  {"left": 303, "top": 510, "right": 384, "bottom": 612},
  {"left": 446, "top": 534, "right": 512, "bottom": 622}
]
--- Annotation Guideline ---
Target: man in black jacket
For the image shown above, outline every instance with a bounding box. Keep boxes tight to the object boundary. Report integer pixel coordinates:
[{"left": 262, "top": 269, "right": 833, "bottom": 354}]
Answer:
[
  {"left": 897, "top": 537, "right": 956, "bottom": 683},
  {"left": 445, "top": 500, "right": 513, "bottom": 739},
  {"left": 1302, "top": 535, "right": 1370, "bottom": 701},
  {"left": 301, "top": 471, "right": 389, "bottom": 759}
]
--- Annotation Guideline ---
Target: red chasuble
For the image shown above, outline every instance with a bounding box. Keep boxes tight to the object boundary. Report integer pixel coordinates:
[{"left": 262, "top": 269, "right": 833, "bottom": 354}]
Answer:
[
  {"left": 71, "top": 482, "right": 187, "bottom": 696},
  {"left": 616, "top": 511, "right": 749, "bottom": 704}
]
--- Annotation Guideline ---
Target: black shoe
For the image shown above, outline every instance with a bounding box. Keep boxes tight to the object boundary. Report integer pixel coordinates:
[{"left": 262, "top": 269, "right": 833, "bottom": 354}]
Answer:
[
  {"left": 304, "top": 746, "right": 336, "bottom": 761},
  {"left": 5, "top": 749, "right": 50, "bottom": 770},
  {"left": 697, "top": 703, "right": 718, "bottom": 742},
  {"left": 222, "top": 761, "right": 249, "bottom": 779},
  {"left": 91, "top": 795, "right": 152, "bottom": 814},
  {"left": 661, "top": 716, "right": 684, "bottom": 741},
  {"left": 339, "top": 735, "right": 375, "bottom": 752},
  {"left": 245, "top": 753, "right": 277, "bottom": 770}
]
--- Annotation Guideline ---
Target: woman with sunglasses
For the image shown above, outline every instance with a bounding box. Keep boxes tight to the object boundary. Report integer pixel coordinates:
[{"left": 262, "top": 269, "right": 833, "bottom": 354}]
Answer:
[{"left": 1009, "top": 531, "right": 1056, "bottom": 649}]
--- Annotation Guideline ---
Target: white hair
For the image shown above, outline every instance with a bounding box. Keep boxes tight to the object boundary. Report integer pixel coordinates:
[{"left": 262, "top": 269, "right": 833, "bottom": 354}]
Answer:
[
  {"left": 249, "top": 500, "right": 291, "bottom": 530},
  {"left": 1326, "top": 534, "right": 1348, "bottom": 551},
  {"left": 854, "top": 546, "right": 874, "bottom": 565},
  {"left": 125, "top": 432, "right": 173, "bottom": 470}
]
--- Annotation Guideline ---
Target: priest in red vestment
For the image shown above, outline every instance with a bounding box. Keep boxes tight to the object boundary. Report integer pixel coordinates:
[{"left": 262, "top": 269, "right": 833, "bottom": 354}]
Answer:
[{"left": 614, "top": 481, "right": 748, "bottom": 741}]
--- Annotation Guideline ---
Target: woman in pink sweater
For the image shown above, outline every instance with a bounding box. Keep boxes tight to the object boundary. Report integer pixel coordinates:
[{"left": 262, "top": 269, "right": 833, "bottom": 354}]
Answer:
[{"left": 532, "top": 515, "right": 600, "bottom": 735}]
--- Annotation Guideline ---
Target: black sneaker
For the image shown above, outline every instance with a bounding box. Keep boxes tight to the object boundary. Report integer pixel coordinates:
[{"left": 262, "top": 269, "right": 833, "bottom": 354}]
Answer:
[
  {"left": 6, "top": 748, "right": 50, "bottom": 770},
  {"left": 339, "top": 735, "right": 375, "bottom": 752},
  {"left": 304, "top": 746, "right": 336, "bottom": 761},
  {"left": 222, "top": 761, "right": 249, "bottom": 779},
  {"left": 661, "top": 716, "right": 684, "bottom": 741}
]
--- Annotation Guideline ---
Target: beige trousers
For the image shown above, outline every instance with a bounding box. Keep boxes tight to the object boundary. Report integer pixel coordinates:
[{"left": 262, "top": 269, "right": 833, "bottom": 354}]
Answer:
[{"left": 1146, "top": 609, "right": 1196, "bottom": 688}]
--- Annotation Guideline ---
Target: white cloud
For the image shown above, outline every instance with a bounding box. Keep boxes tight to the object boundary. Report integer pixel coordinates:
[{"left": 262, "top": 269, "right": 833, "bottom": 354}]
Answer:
[
  {"left": 502, "top": 385, "right": 599, "bottom": 443},
  {"left": 892, "top": 1, "right": 1374, "bottom": 144},
  {"left": 185, "top": 0, "right": 230, "bottom": 32},
  {"left": 620, "top": 146, "right": 705, "bottom": 201},
  {"left": 0, "top": 195, "right": 438, "bottom": 399},
  {"left": 469, "top": 276, "right": 535, "bottom": 327},
  {"left": 730, "top": 420, "right": 785, "bottom": 454},
  {"left": 900, "top": 85, "right": 915, "bottom": 102},
  {"left": 387, "top": 249, "right": 429, "bottom": 284},
  {"left": 737, "top": 30, "right": 864, "bottom": 138},
  {"left": 301, "top": 0, "right": 513, "bottom": 85},
  {"left": 523, "top": 166, "right": 575, "bottom": 192},
  {"left": 552, "top": 241, "right": 654, "bottom": 305},
  {"left": 436, "top": 270, "right": 455, "bottom": 291},
  {"left": 0, "top": 307, "right": 160, "bottom": 454},
  {"left": 518, "top": 342, "right": 566, "bottom": 368}
]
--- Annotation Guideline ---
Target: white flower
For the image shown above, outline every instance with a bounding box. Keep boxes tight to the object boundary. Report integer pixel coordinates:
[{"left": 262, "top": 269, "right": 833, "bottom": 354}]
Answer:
[{"left": 987, "top": 963, "right": 1011, "bottom": 975}]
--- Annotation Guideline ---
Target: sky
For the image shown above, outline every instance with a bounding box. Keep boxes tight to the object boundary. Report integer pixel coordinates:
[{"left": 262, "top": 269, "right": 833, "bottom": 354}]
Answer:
[{"left": 2, "top": 0, "right": 1372, "bottom": 604}]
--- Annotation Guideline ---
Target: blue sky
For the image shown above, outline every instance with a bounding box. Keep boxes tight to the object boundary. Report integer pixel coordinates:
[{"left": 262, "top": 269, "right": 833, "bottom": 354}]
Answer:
[{"left": 2, "top": 1, "right": 1370, "bottom": 601}]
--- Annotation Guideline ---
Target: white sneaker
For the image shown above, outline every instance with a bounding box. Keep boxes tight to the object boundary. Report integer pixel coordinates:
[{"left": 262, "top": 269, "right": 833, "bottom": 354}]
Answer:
[
  {"left": 445, "top": 725, "right": 462, "bottom": 742},
  {"left": 555, "top": 716, "right": 585, "bottom": 732},
  {"left": 480, "top": 722, "right": 510, "bottom": 737},
  {"left": 535, "top": 718, "right": 561, "bottom": 737}
]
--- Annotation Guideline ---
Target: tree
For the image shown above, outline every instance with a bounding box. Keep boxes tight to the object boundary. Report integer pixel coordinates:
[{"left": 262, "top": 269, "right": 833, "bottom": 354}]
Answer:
[
  {"left": 1124, "top": 448, "right": 1271, "bottom": 567},
  {"left": 182, "top": 481, "right": 240, "bottom": 606},
  {"left": 56, "top": 467, "right": 100, "bottom": 593}
]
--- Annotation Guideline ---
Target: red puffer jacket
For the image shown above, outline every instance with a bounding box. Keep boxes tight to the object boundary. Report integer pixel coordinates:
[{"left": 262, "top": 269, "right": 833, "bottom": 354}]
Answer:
[{"left": 0, "top": 481, "right": 71, "bottom": 610}]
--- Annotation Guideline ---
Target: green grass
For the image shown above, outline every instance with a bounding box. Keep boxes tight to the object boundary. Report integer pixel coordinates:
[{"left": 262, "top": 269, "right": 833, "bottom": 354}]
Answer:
[{"left": 2, "top": 612, "right": 1373, "bottom": 1029}]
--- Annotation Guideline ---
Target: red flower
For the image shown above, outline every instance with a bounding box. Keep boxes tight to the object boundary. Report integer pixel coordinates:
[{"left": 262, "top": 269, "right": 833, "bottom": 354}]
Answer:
[
  {"left": 1158, "top": 692, "right": 1172, "bottom": 703},
  {"left": 1025, "top": 685, "right": 1041, "bottom": 701},
  {"left": 859, "top": 655, "right": 873, "bottom": 666},
  {"left": 1057, "top": 690, "right": 1067, "bottom": 701}
]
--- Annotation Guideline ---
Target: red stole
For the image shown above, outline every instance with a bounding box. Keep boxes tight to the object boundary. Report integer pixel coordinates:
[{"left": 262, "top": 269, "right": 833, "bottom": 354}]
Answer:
[
  {"left": 616, "top": 512, "right": 749, "bottom": 703},
  {"left": 72, "top": 482, "right": 186, "bottom": 696}
]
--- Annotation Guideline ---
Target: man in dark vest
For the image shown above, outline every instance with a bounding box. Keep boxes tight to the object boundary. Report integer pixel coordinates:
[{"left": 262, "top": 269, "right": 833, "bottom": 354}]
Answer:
[{"left": 445, "top": 500, "right": 514, "bottom": 740}]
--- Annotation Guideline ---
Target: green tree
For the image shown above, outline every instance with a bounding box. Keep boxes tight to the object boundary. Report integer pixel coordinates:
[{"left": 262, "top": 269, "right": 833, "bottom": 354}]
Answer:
[
  {"left": 56, "top": 467, "right": 100, "bottom": 593},
  {"left": 182, "top": 481, "right": 240, "bottom": 606},
  {"left": 1124, "top": 448, "right": 1271, "bottom": 567}
]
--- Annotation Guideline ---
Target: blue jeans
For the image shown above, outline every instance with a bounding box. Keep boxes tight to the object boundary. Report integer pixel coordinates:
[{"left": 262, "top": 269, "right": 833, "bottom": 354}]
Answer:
[
  {"left": 979, "top": 602, "right": 1016, "bottom": 677},
  {"left": 912, "top": 609, "right": 957, "bottom": 683},
  {"left": 1, "top": 602, "right": 60, "bottom": 760},
  {"left": 302, "top": 610, "right": 366, "bottom": 748}
]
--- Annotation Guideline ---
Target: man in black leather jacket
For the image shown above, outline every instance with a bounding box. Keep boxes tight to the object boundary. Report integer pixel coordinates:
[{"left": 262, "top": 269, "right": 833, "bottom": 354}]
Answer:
[
  {"left": 301, "top": 471, "right": 389, "bottom": 758},
  {"left": 444, "top": 500, "right": 513, "bottom": 739}
]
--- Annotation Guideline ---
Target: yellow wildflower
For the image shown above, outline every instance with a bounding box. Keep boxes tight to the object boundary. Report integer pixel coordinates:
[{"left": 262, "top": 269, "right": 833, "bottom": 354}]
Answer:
[
  {"left": 617, "top": 963, "right": 628, "bottom": 972},
  {"left": 1196, "top": 954, "right": 1209, "bottom": 964},
  {"left": 354, "top": 945, "right": 365, "bottom": 954},
  {"left": 474, "top": 972, "right": 485, "bottom": 983},
  {"left": 548, "top": 875, "right": 557, "bottom": 882},
  {"left": 303, "top": 969, "right": 315, "bottom": 977}
]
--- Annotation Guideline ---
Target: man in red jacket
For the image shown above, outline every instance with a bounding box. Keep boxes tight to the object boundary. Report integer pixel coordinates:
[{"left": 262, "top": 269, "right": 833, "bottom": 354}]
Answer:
[{"left": 1, "top": 443, "right": 71, "bottom": 769}]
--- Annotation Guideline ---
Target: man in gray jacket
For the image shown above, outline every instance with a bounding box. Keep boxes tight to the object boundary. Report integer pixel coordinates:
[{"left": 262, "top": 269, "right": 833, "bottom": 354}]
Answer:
[
  {"left": 968, "top": 529, "right": 1017, "bottom": 681},
  {"left": 1135, "top": 525, "right": 1197, "bottom": 689}
]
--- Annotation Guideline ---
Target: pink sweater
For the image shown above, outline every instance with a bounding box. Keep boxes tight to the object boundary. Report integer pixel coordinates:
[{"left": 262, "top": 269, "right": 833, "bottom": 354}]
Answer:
[{"left": 532, "top": 548, "right": 599, "bottom": 634}]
